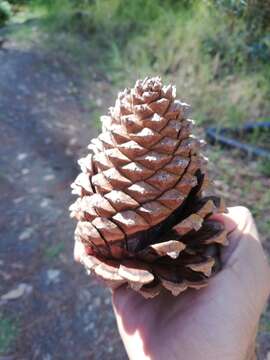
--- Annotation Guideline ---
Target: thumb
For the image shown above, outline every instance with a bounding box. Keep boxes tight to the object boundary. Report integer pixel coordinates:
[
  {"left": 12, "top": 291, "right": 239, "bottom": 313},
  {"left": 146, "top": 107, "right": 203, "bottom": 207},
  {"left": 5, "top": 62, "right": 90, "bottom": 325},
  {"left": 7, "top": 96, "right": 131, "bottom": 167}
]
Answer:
[{"left": 214, "top": 206, "right": 270, "bottom": 315}]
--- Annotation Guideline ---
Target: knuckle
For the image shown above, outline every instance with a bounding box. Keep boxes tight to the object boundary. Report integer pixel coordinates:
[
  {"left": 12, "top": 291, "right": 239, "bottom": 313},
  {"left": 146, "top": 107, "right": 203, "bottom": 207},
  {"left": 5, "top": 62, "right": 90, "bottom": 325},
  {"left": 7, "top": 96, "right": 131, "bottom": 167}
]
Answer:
[{"left": 237, "top": 206, "right": 253, "bottom": 221}]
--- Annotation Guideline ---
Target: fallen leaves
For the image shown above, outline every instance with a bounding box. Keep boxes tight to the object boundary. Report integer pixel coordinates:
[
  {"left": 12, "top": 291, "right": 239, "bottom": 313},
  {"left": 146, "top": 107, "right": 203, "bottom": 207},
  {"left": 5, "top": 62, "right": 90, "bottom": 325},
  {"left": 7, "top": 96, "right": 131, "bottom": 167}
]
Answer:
[{"left": 1, "top": 283, "right": 33, "bottom": 301}]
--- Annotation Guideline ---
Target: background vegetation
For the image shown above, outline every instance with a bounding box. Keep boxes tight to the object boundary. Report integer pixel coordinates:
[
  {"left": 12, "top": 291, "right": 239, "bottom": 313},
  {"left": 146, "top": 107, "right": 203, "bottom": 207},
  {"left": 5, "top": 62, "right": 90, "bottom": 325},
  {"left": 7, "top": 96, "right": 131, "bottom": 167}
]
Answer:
[
  {"left": 2, "top": 0, "right": 270, "bottom": 127},
  {"left": 7, "top": 0, "right": 269, "bottom": 126}
]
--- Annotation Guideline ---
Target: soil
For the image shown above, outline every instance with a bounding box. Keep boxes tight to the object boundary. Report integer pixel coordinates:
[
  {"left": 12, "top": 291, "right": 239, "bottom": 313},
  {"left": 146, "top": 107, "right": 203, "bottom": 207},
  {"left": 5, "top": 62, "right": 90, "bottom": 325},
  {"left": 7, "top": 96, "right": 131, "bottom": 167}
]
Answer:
[{"left": 0, "top": 24, "right": 126, "bottom": 360}]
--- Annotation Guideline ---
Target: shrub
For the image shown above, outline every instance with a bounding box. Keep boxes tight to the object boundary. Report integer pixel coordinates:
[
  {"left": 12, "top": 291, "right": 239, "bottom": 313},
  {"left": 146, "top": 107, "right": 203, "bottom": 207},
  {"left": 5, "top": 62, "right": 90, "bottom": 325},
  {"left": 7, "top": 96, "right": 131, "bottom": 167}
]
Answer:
[
  {"left": 0, "top": 1, "right": 12, "bottom": 26},
  {"left": 35, "top": 0, "right": 270, "bottom": 126},
  {"left": 207, "top": 0, "right": 270, "bottom": 66}
]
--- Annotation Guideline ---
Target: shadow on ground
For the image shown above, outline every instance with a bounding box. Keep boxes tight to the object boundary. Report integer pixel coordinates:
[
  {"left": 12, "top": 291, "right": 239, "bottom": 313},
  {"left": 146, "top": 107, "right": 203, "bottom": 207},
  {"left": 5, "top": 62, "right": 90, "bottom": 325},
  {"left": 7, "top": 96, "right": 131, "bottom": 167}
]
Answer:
[{"left": 0, "top": 23, "right": 126, "bottom": 360}]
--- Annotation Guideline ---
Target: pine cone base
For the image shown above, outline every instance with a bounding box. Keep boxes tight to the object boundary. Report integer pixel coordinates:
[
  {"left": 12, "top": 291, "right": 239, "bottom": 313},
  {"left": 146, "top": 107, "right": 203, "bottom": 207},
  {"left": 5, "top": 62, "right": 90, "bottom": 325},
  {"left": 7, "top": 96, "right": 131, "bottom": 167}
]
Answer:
[{"left": 70, "top": 77, "right": 228, "bottom": 298}]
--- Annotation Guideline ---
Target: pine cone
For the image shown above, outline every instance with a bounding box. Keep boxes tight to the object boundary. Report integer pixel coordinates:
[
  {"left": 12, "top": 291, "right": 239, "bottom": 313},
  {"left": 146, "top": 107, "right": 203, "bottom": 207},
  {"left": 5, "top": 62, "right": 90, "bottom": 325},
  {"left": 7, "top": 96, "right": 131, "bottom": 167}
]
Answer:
[{"left": 70, "top": 76, "right": 228, "bottom": 298}]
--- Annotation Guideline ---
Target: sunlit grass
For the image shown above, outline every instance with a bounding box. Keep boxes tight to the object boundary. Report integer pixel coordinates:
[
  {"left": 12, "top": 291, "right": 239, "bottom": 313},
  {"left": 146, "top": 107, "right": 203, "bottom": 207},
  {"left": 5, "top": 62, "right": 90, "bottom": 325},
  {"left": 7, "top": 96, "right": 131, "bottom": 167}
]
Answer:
[
  {"left": 44, "top": 242, "right": 65, "bottom": 260},
  {"left": 0, "top": 313, "right": 19, "bottom": 355},
  {"left": 28, "top": 0, "right": 269, "bottom": 129}
]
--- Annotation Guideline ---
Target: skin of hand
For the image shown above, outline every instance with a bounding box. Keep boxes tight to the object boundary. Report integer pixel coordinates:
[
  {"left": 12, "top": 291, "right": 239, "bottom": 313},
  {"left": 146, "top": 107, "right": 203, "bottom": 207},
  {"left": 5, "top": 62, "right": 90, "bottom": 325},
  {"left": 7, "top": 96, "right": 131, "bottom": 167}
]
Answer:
[{"left": 74, "top": 207, "right": 270, "bottom": 360}]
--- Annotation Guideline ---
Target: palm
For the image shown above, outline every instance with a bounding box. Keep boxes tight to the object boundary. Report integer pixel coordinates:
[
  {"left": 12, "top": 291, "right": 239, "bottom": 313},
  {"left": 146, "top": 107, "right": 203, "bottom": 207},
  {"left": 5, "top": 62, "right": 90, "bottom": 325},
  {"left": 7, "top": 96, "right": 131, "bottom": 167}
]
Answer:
[
  {"left": 113, "top": 265, "right": 255, "bottom": 359},
  {"left": 112, "top": 208, "right": 270, "bottom": 360}
]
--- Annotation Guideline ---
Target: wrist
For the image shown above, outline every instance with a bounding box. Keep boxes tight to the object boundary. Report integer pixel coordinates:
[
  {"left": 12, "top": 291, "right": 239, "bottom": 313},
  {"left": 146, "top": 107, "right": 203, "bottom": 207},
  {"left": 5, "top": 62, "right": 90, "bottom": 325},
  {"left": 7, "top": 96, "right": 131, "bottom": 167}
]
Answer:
[{"left": 245, "top": 339, "right": 257, "bottom": 360}]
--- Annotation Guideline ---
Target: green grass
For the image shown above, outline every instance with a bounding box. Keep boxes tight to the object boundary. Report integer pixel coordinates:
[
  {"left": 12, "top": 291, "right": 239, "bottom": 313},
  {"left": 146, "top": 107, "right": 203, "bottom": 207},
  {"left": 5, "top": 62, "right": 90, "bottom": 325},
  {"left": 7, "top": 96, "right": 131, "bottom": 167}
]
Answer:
[
  {"left": 242, "top": 130, "right": 270, "bottom": 151},
  {"left": 91, "top": 110, "right": 102, "bottom": 131},
  {"left": 0, "top": 1, "right": 12, "bottom": 27},
  {"left": 44, "top": 242, "right": 65, "bottom": 260},
  {"left": 259, "top": 160, "right": 270, "bottom": 177},
  {"left": 260, "top": 219, "right": 270, "bottom": 237},
  {"left": 23, "top": 0, "right": 269, "bottom": 130},
  {"left": 260, "top": 313, "right": 270, "bottom": 333},
  {"left": 0, "top": 313, "right": 18, "bottom": 354}
]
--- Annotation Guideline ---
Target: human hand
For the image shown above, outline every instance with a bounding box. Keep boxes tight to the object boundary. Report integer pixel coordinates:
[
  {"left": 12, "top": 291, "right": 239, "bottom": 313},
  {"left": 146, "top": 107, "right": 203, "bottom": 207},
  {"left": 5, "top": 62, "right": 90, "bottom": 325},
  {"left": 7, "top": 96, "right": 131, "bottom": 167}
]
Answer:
[
  {"left": 110, "top": 207, "right": 270, "bottom": 360},
  {"left": 74, "top": 207, "right": 270, "bottom": 360}
]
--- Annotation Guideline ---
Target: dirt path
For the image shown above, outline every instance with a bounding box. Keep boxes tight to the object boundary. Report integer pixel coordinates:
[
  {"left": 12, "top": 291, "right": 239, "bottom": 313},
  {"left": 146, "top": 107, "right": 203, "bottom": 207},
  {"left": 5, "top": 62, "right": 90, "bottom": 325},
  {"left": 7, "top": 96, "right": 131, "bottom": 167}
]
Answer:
[{"left": 0, "top": 26, "right": 126, "bottom": 359}]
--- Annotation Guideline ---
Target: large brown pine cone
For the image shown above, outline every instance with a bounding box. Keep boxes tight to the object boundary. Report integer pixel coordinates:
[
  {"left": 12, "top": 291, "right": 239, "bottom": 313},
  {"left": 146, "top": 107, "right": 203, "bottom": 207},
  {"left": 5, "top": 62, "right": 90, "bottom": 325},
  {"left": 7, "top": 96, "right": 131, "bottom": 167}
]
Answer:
[{"left": 69, "top": 76, "right": 228, "bottom": 298}]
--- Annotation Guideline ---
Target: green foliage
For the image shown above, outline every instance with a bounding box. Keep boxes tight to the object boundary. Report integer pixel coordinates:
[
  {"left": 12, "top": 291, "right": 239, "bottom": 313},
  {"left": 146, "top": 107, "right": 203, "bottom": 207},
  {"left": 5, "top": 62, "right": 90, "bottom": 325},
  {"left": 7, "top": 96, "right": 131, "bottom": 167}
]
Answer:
[
  {"left": 0, "top": 313, "right": 18, "bottom": 354},
  {"left": 212, "top": 0, "right": 270, "bottom": 30},
  {"left": 20, "top": 0, "right": 270, "bottom": 127},
  {"left": 44, "top": 242, "right": 65, "bottom": 259},
  {"left": 258, "top": 160, "right": 270, "bottom": 177},
  {"left": 6, "top": 0, "right": 29, "bottom": 3},
  {"left": 260, "top": 312, "right": 270, "bottom": 332},
  {"left": 203, "top": 0, "right": 270, "bottom": 68},
  {"left": 0, "top": 1, "right": 12, "bottom": 26}
]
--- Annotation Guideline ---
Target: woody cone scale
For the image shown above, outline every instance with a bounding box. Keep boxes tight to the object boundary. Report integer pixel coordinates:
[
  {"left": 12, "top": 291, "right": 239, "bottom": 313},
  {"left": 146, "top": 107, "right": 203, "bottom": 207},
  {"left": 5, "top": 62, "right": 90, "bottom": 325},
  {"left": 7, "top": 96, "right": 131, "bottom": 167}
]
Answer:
[{"left": 70, "top": 77, "right": 228, "bottom": 298}]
